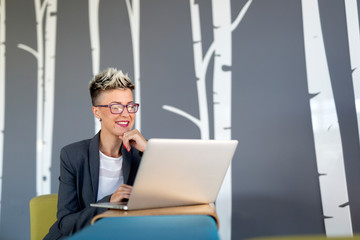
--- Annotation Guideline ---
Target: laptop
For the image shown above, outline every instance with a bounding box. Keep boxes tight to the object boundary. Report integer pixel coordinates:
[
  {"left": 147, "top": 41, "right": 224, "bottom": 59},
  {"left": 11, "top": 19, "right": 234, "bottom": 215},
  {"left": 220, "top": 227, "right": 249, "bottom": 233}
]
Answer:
[{"left": 90, "top": 138, "right": 238, "bottom": 210}]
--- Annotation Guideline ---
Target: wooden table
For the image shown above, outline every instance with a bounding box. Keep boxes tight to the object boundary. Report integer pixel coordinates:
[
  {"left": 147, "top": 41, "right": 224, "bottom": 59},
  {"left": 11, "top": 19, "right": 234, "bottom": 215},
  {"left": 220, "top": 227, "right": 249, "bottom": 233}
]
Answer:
[{"left": 91, "top": 203, "right": 219, "bottom": 229}]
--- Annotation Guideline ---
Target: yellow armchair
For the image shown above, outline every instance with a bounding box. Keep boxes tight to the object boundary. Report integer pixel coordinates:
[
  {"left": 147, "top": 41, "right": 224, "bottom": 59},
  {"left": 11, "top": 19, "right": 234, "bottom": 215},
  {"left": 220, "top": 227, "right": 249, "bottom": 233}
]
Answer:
[{"left": 29, "top": 194, "right": 58, "bottom": 240}]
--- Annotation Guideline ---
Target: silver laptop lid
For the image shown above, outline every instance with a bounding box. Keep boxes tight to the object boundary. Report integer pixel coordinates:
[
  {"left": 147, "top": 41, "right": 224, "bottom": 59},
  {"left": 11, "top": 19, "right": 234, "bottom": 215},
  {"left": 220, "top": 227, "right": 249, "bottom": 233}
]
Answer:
[{"left": 127, "top": 138, "right": 238, "bottom": 210}]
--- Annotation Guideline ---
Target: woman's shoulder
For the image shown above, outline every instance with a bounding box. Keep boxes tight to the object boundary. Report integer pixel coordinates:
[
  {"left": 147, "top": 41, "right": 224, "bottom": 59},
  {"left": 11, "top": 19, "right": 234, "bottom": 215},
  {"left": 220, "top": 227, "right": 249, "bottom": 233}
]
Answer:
[
  {"left": 60, "top": 133, "right": 100, "bottom": 161},
  {"left": 62, "top": 138, "right": 92, "bottom": 152},
  {"left": 59, "top": 136, "right": 97, "bottom": 168}
]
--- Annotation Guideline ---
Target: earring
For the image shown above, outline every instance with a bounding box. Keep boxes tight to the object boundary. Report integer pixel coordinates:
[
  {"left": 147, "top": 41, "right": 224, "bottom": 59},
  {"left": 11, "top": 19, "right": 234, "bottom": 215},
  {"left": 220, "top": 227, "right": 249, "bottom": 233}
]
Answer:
[{"left": 99, "top": 118, "right": 102, "bottom": 122}]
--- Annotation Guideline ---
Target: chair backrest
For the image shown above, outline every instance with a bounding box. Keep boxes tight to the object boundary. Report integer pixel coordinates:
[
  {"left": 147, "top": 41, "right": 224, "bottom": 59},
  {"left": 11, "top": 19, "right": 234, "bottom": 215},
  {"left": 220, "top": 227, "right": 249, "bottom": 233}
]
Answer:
[{"left": 29, "top": 194, "right": 58, "bottom": 240}]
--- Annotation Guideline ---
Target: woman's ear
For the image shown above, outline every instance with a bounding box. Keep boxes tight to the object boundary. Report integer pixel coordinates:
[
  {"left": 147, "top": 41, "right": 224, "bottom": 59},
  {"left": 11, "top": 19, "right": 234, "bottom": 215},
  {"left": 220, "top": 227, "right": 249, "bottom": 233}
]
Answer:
[{"left": 92, "top": 106, "right": 101, "bottom": 120}]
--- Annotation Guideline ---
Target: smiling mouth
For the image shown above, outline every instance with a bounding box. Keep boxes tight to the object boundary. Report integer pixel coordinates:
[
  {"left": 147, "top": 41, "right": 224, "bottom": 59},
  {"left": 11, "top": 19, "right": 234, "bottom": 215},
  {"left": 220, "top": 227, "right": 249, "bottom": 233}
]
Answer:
[{"left": 116, "top": 121, "right": 129, "bottom": 127}]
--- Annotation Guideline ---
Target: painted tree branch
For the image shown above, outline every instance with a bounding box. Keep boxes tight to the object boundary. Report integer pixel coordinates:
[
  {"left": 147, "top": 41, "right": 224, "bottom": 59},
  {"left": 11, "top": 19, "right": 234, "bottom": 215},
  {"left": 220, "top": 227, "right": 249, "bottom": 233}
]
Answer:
[
  {"left": 162, "top": 105, "right": 201, "bottom": 128},
  {"left": 125, "top": 0, "right": 133, "bottom": 15},
  {"left": 39, "top": 0, "right": 50, "bottom": 20},
  {"left": 230, "top": 0, "right": 252, "bottom": 32},
  {"left": 202, "top": 42, "right": 214, "bottom": 74},
  {"left": 17, "top": 44, "right": 39, "bottom": 59}
]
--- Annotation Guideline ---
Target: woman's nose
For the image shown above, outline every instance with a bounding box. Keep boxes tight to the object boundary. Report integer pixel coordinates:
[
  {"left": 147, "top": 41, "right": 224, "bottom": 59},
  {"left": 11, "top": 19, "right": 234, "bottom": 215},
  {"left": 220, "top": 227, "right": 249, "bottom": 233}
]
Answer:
[{"left": 121, "top": 108, "right": 130, "bottom": 116}]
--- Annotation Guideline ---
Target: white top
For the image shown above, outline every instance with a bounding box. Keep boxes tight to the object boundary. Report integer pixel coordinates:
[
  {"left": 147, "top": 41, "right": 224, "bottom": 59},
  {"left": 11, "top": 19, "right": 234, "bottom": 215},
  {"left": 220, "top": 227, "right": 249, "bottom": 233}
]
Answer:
[{"left": 97, "top": 151, "right": 124, "bottom": 201}]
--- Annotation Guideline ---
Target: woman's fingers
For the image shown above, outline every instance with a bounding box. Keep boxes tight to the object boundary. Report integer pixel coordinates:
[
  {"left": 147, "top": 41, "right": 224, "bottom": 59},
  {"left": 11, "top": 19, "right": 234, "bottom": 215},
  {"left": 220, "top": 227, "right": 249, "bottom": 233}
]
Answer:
[
  {"left": 119, "top": 129, "right": 147, "bottom": 152},
  {"left": 110, "top": 184, "right": 133, "bottom": 202}
]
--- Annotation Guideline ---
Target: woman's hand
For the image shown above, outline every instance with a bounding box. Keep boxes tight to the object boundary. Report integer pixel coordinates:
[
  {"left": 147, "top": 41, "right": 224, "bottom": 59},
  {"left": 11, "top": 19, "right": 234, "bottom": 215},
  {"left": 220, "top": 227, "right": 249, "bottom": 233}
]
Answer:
[
  {"left": 110, "top": 184, "right": 133, "bottom": 202},
  {"left": 119, "top": 129, "right": 147, "bottom": 152}
]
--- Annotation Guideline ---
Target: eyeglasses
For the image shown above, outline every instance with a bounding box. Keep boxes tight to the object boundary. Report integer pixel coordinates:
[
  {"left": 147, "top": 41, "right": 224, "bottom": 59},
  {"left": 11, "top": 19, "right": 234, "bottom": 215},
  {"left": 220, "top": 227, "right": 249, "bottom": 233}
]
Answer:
[{"left": 95, "top": 103, "right": 140, "bottom": 114}]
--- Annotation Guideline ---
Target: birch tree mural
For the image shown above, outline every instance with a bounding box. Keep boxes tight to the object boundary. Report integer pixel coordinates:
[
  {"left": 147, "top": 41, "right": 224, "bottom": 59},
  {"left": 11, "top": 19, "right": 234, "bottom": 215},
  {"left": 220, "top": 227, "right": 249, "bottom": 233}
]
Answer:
[
  {"left": 345, "top": 0, "right": 360, "bottom": 144},
  {"left": 18, "top": 0, "right": 58, "bottom": 196},
  {"left": 0, "top": 0, "right": 5, "bottom": 222},
  {"left": 89, "top": 0, "right": 102, "bottom": 133},
  {"left": 163, "top": 1, "right": 252, "bottom": 239},
  {"left": 301, "top": 0, "right": 353, "bottom": 237}
]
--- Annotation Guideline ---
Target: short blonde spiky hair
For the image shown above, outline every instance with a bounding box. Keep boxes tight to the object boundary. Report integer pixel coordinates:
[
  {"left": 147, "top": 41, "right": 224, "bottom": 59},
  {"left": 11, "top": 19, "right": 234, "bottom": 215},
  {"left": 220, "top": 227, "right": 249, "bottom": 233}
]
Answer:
[{"left": 89, "top": 68, "right": 135, "bottom": 106}]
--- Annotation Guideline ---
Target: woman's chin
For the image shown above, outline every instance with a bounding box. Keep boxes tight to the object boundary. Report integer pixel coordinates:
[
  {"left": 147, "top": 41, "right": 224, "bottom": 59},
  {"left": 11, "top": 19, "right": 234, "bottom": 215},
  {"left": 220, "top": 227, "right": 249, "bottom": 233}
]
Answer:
[{"left": 115, "top": 129, "right": 130, "bottom": 137}]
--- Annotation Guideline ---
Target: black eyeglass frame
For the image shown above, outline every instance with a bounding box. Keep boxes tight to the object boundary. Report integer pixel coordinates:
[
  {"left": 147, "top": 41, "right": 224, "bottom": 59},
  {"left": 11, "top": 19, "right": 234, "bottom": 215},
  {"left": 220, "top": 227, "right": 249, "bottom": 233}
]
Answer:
[{"left": 95, "top": 103, "right": 140, "bottom": 114}]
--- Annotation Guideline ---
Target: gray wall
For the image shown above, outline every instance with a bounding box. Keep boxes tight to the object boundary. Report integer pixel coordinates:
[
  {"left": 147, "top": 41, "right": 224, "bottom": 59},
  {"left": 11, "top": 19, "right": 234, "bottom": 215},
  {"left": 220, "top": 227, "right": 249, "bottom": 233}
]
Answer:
[{"left": 1, "top": 0, "right": 360, "bottom": 239}]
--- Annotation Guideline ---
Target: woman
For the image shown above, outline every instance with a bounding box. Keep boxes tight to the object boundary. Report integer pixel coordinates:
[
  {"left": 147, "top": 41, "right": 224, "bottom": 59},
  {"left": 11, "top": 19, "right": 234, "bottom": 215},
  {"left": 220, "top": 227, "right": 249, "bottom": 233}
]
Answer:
[{"left": 45, "top": 68, "right": 147, "bottom": 239}]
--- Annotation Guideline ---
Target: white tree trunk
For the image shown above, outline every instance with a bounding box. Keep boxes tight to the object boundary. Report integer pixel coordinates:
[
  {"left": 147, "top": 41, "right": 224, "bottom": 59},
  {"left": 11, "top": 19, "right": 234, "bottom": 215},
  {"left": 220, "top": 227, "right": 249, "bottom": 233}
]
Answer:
[
  {"left": 211, "top": 1, "right": 252, "bottom": 239},
  {"left": 89, "top": 0, "right": 101, "bottom": 133},
  {"left": 42, "top": 0, "right": 57, "bottom": 195},
  {"left": 345, "top": 0, "right": 360, "bottom": 143},
  {"left": 302, "top": 0, "right": 353, "bottom": 237},
  {"left": 0, "top": 0, "right": 5, "bottom": 222},
  {"left": 125, "top": 0, "right": 142, "bottom": 132},
  {"left": 211, "top": 0, "right": 232, "bottom": 239},
  {"left": 162, "top": 0, "right": 212, "bottom": 139}
]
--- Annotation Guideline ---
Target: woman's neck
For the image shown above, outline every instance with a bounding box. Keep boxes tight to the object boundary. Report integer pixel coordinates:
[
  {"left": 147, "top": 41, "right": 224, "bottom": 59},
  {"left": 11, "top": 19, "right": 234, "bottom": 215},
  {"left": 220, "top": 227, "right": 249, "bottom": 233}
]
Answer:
[{"left": 99, "top": 131, "right": 123, "bottom": 158}]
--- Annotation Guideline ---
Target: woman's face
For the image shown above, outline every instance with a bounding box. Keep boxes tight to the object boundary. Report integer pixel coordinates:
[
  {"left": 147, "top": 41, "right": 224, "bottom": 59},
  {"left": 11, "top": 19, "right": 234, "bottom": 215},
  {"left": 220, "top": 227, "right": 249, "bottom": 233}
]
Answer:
[{"left": 93, "top": 88, "right": 136, "bottom": 138}]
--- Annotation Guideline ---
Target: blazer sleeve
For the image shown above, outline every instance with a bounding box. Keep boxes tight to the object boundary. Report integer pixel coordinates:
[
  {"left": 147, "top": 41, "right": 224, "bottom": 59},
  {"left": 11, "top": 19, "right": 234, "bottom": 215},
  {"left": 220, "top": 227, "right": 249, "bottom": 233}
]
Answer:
[{"left": 55, "top": 147, "right": 107, "bottom": 236}]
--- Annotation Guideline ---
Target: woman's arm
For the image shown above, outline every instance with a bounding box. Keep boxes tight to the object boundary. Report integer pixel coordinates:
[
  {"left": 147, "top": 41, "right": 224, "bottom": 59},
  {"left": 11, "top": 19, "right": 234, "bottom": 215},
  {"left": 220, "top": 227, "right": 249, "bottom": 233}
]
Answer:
[{"left": 56, "top": 148, "right": 107, "bottom": 236}]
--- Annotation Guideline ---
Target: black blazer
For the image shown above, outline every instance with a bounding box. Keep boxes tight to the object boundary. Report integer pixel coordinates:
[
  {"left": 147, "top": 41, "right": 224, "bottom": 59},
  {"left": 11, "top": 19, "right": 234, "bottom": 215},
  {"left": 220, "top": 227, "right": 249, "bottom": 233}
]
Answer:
[{"left": 44, "top": 132, "right": 142, "bottom": 239}]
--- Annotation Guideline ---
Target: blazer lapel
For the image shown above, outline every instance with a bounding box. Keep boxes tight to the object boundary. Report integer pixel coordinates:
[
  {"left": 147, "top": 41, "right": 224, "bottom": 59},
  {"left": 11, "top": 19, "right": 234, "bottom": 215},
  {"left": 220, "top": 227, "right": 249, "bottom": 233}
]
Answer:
[
  {"left": 122, "top": 144, "right": 132, "bottom": 184},
  {"left": 89, "top": 131, "right": 101, "bottom": 201}
]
